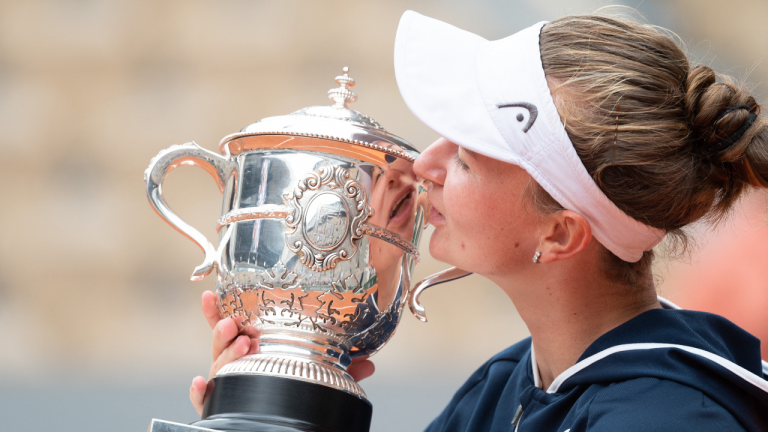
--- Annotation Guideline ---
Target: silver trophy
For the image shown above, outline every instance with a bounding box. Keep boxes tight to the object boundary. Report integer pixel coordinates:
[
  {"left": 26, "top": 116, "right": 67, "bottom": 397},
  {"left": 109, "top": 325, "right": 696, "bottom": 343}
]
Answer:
[{"left": 145, "top": 68, "right": 470, "bottom": 432}]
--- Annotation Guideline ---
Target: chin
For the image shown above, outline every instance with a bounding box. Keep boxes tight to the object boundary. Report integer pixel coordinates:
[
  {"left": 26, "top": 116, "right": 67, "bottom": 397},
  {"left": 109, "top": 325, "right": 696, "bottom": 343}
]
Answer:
[{"left": 428, "top": 230, "right": 462, "bottom": 268}]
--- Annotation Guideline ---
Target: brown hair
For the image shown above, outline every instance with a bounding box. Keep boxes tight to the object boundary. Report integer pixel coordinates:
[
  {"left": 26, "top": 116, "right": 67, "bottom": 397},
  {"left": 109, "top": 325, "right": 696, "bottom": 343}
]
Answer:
[{"left": 532, "top": 14, "right": 768, "bottom": 287}]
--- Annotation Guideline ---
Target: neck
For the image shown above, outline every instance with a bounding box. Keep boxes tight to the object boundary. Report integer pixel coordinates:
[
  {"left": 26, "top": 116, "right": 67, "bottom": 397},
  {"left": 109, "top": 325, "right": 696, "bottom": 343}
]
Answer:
[{"left": 488, "top": 247, "right": 660, "bottom": 390}]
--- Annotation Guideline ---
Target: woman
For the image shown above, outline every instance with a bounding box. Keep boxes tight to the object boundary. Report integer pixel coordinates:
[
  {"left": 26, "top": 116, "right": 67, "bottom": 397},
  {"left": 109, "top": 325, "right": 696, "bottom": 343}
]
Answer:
[{"left": 191, "top": 11, "right": 768, "bottom": 431}]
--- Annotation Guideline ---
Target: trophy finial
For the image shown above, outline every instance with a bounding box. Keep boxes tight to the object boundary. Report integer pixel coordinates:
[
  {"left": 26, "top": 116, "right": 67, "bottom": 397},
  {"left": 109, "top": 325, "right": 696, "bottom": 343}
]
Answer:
[{"left": 328, "top": 66, "right": 358, "bottom": 108}]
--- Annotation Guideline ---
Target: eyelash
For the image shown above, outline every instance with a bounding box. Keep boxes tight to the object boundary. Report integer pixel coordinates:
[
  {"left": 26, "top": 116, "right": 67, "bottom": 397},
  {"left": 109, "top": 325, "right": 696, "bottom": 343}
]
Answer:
[{"left": 453, "top": 154, "right": 470, "bottom": 170}]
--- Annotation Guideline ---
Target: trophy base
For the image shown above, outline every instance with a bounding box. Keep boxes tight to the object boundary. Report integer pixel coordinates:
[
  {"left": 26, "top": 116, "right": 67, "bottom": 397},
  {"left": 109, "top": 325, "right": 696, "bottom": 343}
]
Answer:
[{"left": 194, "top": 374, "right": 372, "bottom": 432}]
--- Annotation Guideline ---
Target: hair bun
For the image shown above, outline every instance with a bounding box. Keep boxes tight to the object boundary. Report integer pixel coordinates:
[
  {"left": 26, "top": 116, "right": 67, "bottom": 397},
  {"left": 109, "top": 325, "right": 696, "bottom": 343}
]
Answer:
[
  {"left": 705, "top": 105, "right": 758, "bottom": 154},
  {"left": 685, "top": 65, "right": 759, "bottom": 158},
  {"left": 682, "top": 65, "right": 766, "bottom": 221}
]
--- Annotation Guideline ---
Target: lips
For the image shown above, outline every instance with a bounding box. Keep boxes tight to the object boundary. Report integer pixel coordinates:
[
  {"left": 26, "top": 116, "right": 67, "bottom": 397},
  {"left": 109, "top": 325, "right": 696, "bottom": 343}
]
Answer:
[
  {"left": 388, "top": 188, "right": 414, "bottom": 227},
  {"left": 390, "top": 189, "right": 411, "bottom": 218},
  {"left": 427, "top": 192, "right": 446, "bottom": 225},
  {"left": 428, "top": 206, "right": 446, "bottom": 225}
]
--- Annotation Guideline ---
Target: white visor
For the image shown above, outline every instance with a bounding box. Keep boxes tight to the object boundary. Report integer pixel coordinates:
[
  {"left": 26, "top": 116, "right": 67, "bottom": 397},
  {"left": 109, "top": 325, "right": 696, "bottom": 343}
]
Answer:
[{"left": 394, "top": 10, "right": 665, "bottom": 262}]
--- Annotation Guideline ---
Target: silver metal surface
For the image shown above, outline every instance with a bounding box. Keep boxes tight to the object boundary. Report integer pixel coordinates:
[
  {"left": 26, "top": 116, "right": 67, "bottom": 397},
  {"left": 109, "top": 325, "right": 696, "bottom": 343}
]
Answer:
[
  {"left": 359, "top": 223, "right": 420, "bottom": 262},
  {"left": 145, "top": 142, "right": 237, "bottom": 281},
  {"left": 217, "top": 353, "right": 366, "bottom": 398},
  {"left": 328, "top": 67, "right": 358, "bottom": 109},
  {"left": 216, "top": 205, "right": 291, "bottom": 230},
  {"left": 146, "top": 68, "right": 436, "bottom": 400},
  {"left": 216, "top": 204, "right": 419, "bottom": 262},
  {"left": 408, "top": 267, "right": 473, "bottom": 322}
]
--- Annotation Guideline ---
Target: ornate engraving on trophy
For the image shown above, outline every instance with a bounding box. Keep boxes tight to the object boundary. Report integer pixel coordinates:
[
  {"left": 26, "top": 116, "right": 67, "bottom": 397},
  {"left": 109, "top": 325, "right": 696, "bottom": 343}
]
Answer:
[
  {"left": 217, "top": 260, "right": 374, "bottom": 336},
  {"left": 254, "top": 261, "right": 301, "bottom": 290},
  {"left": 284, "top": 166, "right": 373, "bottom": 272},
  {"left": 352, "top": 313, "right": 388, "bottom": 350},
  {"left": 218, "top": 288, "right": 244, "bottom": 321}
]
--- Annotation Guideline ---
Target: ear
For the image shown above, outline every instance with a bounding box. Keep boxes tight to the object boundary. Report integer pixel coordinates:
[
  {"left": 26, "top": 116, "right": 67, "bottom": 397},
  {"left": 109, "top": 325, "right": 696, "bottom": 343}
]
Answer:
[{"left": 537, "top": 210, "right": 592, "bottom": 263}]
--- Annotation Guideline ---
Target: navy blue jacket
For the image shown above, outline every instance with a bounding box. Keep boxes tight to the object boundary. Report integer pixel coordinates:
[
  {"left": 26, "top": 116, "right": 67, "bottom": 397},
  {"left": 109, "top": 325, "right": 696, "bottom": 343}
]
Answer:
[{"left": 426, "top": 308, "right": 768, "bottom": 432}]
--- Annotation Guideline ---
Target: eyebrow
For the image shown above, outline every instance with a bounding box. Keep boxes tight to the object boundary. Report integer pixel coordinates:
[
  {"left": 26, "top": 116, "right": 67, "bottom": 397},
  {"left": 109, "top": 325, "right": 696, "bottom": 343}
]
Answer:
[{"left": 460, "top": 147, "right": 478, "bottom": 160}]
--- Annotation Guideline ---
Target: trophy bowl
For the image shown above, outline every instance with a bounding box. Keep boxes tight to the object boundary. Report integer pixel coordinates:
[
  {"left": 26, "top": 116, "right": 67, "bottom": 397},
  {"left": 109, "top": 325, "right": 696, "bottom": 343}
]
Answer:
[{"left": 145, "top": 68, "right": 453, "bottom": 432}]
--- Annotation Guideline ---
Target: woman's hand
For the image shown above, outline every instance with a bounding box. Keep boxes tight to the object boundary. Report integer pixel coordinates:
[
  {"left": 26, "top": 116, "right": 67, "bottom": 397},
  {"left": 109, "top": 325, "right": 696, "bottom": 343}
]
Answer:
[
  {"left": 189, "top": 290, "right": 258, "bottom": 415},
  {"left": 189, "top": 290, "right": 376, "bottom": 416}
]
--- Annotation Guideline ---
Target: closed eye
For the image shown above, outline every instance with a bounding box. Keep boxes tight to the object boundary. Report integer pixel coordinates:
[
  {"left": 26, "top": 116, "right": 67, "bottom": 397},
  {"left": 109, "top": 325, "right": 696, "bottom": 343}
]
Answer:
[{"left": 453, "top": 154, "right": 470, "bottom": 170}]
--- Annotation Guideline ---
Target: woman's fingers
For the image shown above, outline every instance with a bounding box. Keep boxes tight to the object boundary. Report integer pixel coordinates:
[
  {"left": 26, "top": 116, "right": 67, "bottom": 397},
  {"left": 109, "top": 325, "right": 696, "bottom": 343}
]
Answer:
[
  {"left": 190, "top": 375, "right": 208, "bottom": 416},
  {"left": 211, "top": 317, "right": 239, "bottom": 361},
  {"left": 201, "top": 291, "right": 221, "bottom": 329},
  {"left": 347, "top": 358, "right": 375, "bottom": 382},
  {"left": 209, "top": 334, "right": 251, "bottom": 378},
  {"left": 196, "top": 293, "right": 262, "bottom": 415},
  {"left": 242, "top": 325, "right": 260, "bottom": 355}
]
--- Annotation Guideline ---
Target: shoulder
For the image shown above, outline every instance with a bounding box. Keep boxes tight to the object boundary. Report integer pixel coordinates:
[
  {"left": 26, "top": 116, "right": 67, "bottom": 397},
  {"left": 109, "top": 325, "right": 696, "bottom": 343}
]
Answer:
[
  {"left": 425, "top": 338, "right": 532, "bottom": 432},
  {"left": 584, "top": 377, "right": 746, "bottom": 431},
  {"left": 452, "top": 337, "right": 531, "bottom": 397}
]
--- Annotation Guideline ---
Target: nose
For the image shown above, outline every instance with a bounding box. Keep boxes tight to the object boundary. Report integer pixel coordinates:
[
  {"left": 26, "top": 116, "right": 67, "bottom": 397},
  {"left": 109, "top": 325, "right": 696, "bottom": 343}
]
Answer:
[
  {"left": 380, "top": 166, "right": 403, "bottom": 190},
  {"left": 414, "top": 137, "right": 453, "bottom": 186}
]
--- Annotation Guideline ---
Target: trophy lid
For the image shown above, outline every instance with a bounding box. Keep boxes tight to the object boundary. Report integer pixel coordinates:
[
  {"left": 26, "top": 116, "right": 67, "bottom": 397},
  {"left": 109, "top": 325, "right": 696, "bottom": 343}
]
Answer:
[{"left": 219, "top": 67, "right": 419, "bottom": 162}]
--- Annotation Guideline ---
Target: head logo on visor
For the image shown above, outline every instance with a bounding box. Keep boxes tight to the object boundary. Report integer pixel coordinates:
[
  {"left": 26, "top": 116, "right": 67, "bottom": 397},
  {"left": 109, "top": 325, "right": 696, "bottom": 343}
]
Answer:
[
  {"left": 394, "top": 10, "right": 666, "bottom": 262},
  {"left": 497, "top": 102, "right": 538, "bottom": 133}
]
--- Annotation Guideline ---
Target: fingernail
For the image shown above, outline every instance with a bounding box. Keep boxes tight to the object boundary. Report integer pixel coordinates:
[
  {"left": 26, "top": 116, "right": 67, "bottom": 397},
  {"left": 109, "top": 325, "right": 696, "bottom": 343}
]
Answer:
[
  {"left": 238, "top": 335, "right": 249, "bottom": 353},
  {"left": 218, "top": 319, "right": 230, "bottom": 333}
]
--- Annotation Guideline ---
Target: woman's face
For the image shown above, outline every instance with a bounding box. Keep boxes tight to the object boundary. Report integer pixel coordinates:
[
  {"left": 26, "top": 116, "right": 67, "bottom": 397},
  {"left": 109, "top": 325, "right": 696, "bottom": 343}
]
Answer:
[{"left": 413, "top": 137, "right": 539, "bottom": 278}]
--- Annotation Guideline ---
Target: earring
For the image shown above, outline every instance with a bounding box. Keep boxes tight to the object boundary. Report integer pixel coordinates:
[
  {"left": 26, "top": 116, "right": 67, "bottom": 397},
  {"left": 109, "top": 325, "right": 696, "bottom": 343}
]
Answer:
[{"left": 532, "top": 251, "right": 541, "bottom": 264}]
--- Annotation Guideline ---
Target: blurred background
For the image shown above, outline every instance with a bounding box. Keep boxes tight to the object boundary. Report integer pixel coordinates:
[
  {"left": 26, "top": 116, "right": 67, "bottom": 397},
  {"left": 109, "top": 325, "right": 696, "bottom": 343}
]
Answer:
[{"left": 0, "top": 0, "right": 766, "bottom": 431}]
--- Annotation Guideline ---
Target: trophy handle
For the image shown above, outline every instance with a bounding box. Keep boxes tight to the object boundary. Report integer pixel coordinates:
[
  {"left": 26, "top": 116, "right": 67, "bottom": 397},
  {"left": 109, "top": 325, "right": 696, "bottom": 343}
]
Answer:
[
  {"left": 408, "top": 267, "right": 472, "bottom": 322},
  {"left": 144, "top": 142, "right": 235, "bottom": 281}
]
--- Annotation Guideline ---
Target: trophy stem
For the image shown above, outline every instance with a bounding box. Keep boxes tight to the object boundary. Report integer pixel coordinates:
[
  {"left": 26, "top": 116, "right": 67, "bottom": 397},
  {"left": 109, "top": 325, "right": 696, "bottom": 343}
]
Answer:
[
  {"left": 213, "top": 326, "right": 364, "bottom": 399},
  {"left": 194, "top": 374, "right": 372, "bottom": 432},
  {"left": 215, "top": 352, "right": 364, "bottom": 399}
]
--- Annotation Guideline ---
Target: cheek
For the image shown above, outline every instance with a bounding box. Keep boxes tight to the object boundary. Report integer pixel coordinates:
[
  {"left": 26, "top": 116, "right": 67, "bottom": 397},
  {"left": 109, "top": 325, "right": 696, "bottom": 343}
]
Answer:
[{"left": 438, "top": 176, "right": 534, "bottom": 271}]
